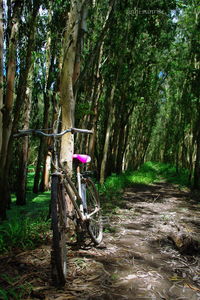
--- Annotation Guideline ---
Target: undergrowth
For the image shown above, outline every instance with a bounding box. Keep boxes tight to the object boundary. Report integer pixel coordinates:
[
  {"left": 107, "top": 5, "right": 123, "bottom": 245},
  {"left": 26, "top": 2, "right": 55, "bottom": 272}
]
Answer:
[
  {"left": 0, "top": 276, "right": 32, "bottom": 300},
  {"left": 0, "top": 170, "right": 50, "bottom": 254},
  {"left": 0, "top": 170, "right": 50, "bottom": 298}
]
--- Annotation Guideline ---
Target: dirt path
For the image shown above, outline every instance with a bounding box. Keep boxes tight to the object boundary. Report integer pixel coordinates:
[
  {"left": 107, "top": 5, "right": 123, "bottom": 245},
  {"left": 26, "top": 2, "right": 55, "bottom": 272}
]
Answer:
[{"left": 1, "top": 182, "right": 200, "bottom": 299}]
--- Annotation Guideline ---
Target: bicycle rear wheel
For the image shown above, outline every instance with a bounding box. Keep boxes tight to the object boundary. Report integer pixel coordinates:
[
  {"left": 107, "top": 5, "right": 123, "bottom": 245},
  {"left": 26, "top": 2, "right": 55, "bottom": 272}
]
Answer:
[
  {"left": 84, "top": 178, "right": 103, "bottom": 245},
  {"left": 51, "top": 174, "right": 67, "bottom": 286}
]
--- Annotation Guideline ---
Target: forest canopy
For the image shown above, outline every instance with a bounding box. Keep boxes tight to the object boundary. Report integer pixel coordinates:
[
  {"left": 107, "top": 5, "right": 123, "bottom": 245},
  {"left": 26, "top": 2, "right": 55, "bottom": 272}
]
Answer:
[{"left": 0, "top": 0, "right": 199, "bottom": 220}]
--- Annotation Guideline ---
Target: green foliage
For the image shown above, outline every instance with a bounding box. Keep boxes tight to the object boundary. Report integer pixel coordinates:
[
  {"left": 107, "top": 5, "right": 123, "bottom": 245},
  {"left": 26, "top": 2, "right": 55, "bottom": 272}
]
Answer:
[
  {"left": 0, "top": 216, "right": 50, "bottom": 254},
  {"left": 142, "top": 161, "right": 190, "bottom": 186},
  {"left": 0, "top": 276, "right": 32, "bottom": 300},
  {"left": 0, "top": 170, "right": 50, "bottom": 254}
]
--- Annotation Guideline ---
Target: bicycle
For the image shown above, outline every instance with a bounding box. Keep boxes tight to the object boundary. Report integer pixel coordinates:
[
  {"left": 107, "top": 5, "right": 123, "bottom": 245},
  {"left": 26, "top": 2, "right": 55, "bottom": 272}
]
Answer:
[{"left": 14, "top": 127, "right": 103, "bottom": 286}]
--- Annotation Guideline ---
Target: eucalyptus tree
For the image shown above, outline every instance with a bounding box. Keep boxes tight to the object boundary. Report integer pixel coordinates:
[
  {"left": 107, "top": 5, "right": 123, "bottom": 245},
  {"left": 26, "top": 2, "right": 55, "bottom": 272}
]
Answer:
[
  {"left": 15, "top": 0, "right": 42, "bottom": 204},
  {"left": 95, "top": 0, "right": 177, "bottom": 181},
  {"left": 33, "top": 0, "right": 66, "bottom": 193},
  {"left": 146, "top": 1, "right": 200, "bottom": 188},
  {"left": 60, "top": 0, "right": 88, "bottom": 173},
  {"left": 0, "top": 0, "right": 23, "bottom": 220},
  {"left": 0, "top": 0, "right": 49, "bottom": 216}
]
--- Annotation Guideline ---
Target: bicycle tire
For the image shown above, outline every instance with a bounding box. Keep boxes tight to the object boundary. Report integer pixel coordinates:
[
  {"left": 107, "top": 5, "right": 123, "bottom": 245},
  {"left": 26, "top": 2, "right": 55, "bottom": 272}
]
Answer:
[
  {"left": 51, "top": 174, "right": 67, "bottom": 286},
  {"left": 84, "top": 178, "right": 103, "bottom": 245}
]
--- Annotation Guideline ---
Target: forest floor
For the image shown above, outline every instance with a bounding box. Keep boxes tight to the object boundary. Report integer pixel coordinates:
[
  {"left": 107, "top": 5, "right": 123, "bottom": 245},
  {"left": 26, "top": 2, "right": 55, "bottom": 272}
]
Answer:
[{"left": 1, "top": 181, "right": 200, "bottom": 300}]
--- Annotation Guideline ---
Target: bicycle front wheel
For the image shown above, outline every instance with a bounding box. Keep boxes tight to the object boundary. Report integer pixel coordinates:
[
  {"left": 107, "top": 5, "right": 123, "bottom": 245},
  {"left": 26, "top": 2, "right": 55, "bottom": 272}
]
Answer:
[
  {"left": 84, "top": 178, "right": 103, "bottom": 245},
  {"left": 51, "top": 174, "right": 67, "bottom": 286}
]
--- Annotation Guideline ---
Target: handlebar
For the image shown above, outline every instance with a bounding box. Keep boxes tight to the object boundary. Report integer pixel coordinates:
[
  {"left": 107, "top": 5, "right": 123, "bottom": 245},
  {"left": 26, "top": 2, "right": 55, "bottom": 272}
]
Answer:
[{"left": 13, "top": 128, "right": 93, "bottom": 138}]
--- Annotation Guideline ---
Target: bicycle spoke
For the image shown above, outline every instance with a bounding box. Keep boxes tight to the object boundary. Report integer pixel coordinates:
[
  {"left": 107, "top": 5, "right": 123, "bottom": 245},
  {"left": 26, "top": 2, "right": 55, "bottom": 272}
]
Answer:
[{"left": 84, "top": 178, "right": 103, "bottom": 244}]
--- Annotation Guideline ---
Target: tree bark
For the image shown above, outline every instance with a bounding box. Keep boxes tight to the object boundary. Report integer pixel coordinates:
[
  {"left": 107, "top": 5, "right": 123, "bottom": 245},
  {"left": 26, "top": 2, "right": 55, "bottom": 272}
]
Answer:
[
  {"left": 88, "top": 41, "right": 104, "bottom": 164},
  {"left": 16, "top": 71, "right": 32, "bottom": 205},
  {"left": 0, "top": 0, "right": 3, "bottom": 153},
  {"left": 59, "top": 0, "right": 87, "bottom": 231},
  {"left": 33, "top": 41, "right": 53, "bottom": 193},
  {"left": 60, "top": 0, "right": 86, "bottom": 171},
  {"left": 168, "top": 225, "right": 199, "bottom": 255},
  {"left": 100, "top": 84, "right": 116, "bottom": 184},
  {"left": 0, "top": 0, "right": 22, "bottom": 220},
  {"left": 12, "top": 2, "right": 40, "bottom": 205},
  {"left": 33, "top": 3, "right": 58, "bottom": 193},
  {"left": 193, "top": 125, "right": 200, "bottom": 189}
]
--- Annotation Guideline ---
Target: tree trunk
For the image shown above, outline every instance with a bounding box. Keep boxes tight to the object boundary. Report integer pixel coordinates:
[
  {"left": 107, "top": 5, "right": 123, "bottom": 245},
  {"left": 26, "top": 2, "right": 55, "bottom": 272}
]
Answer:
[
  {"left": 39, "top": 150, "right": 51, "bottom": 191},
  {"left": 60, "top": 0, "right": 86, "bottom": 171},
  {"left": 0, "top": 0, "right": 22, "bottom": 220},
  {"left": 16, "top": 71, "right": 33, "bottom": 205},
  {"left": 193, "top": 127, "right": 200, "bottom": 189},
  {"left": 60, "top": 0, "right": 87, "bottom": 231},
  {"left": 33, "top": 80, "right": 51, "bottom": 193},
  {"left": 0, "top": 0, "right": 3, "bottom": 153},
  {"left": 100, "top": 84, "right": 116, "bottom": 184},
  {"left": 88, "top": 41, "right": 104, "bottom": 164},
  {"left": 168, "top": 223, "right": 199, "bottom": 255},
  {"left": 34, "top": 6, "right": 53, "bottom": 193},
  {"left": 12, "top": 2, "right": 40, "bottom": 205}
]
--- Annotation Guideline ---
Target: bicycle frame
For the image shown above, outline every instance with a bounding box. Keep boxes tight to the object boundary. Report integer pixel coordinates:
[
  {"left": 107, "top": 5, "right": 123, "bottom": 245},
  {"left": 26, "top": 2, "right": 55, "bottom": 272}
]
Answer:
[
  {"left": 16, "top": 126, "right": 100, "bottom": 223},
  {"left": 62, "top": 169, "right": 100, "bottom": 223}
]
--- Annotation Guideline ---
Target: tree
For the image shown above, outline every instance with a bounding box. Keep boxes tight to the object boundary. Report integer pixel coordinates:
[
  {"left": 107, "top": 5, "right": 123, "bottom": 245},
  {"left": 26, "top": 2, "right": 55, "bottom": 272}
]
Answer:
[
  {"left": 0, "top": 0, "right": 3, "bottom": 153},
  {"left": 60, "top": 0, "right": 87, "bottom": 171},
  {"left": 0, "top": 0, "right": 23, "bottom": 220},
  {"left": 15, "top": 0, "right": 41, "bottom": 204}
]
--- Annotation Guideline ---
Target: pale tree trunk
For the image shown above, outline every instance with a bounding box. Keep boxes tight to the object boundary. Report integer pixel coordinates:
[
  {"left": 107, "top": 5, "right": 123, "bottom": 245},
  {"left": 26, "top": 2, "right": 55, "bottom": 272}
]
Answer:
[
  {"left": 10, "top": 1, "right": 40, "bottom": 205},
  {"left": 88, "top": 42, "right": 104, "bottom": 162},
  {"left": 77, "top": 0, "right": 115, "bottom": 87},
  {"left": 0, "top": 0, "right": 22, "bottom": 220},
  {"left": 60, "top": 0, "right": 86, "bottom": 171},
  {"left": 0, "top": 0, "right": 3, "bottom": 153},
  {"left": 88, "top": 85, "right": 102, "bottom": 161},
  {"left": 40, "top": 150, "right": 51, "bottom": 191},
  {"left": 100, "top": 84, "right": 116, "bottom": 184},
  {"left": 39, "top": 36, "right": 53, "bottom": 192},
  {"left": 60, "top": 0, "right": 87, "bottom": 232},
  {"left": 75, "top": 1, "right": 115, "bottom": 159},
  {"left": 34, "top": 9, "right": 53, "bottom": 193},
  {"left": 16, "top": 70, "right": 33, "bottom": 205},
  {"left": 0, "top": 1, "right": 20, "bottom": 170}
]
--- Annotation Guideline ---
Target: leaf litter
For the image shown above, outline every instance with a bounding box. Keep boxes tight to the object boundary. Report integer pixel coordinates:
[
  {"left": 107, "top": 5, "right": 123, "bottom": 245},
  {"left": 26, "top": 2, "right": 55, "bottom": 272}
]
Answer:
[{"left": 0, "top": 182, "right": 200, "bottom": 299}]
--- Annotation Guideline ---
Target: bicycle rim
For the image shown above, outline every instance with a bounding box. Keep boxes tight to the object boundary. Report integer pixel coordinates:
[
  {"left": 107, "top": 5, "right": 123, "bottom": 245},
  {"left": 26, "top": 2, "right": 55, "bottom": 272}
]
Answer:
[
  {"left": 51, "top": 175, "right": 67, "bottom": 286},
  {"left": 85, "top": 178, "right": 103, "bottom": 245}
]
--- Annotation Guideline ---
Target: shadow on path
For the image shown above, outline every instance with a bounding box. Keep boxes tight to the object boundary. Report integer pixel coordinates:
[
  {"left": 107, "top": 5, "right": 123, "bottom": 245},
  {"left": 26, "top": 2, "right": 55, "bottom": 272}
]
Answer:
[{"left": 1, "top": 182, "right": 200, "bottom": 299}]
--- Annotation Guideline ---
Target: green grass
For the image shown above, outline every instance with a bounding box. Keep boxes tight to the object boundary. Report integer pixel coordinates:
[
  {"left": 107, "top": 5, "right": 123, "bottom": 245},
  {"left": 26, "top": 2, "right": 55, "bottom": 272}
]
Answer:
[
  {"left": 0, "top": 169, "right": 50, "bottom": 299},
  {"left": 100, "top": 161, "right": 190, "bottom": 212},
  {"left": 0, "top": 170, "right": 50, "bottom": 254},
  {"left": 0, "top": 275, "right": 32, "bottom": 300}
]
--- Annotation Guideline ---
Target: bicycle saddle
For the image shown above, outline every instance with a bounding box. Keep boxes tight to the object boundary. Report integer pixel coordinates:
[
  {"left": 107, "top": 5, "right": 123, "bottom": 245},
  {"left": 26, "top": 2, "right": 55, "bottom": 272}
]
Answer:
[{"left": 73, "top": 154, "right": 91, "bottom": 163}]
